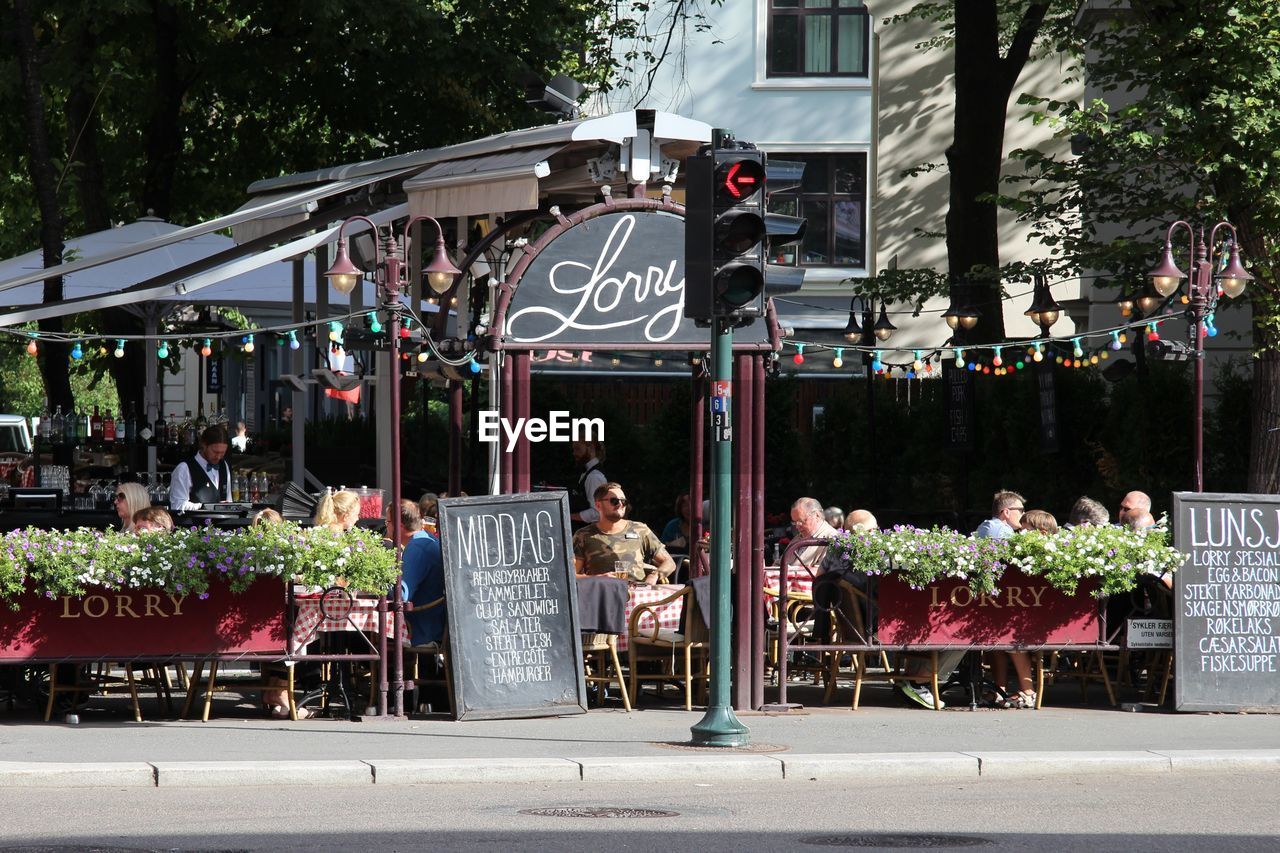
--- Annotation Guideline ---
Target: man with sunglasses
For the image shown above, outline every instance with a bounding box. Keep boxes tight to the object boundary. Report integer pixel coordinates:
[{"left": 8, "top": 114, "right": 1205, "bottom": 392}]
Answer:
[{"left": 573, "top": 483, "right": 675, "bottom": 585}]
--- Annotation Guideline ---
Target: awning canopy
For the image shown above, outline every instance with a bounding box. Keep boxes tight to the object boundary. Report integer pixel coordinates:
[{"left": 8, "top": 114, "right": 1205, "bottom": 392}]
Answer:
[{"left": 404, "top": 144, "right": 562, "bottom": 219}]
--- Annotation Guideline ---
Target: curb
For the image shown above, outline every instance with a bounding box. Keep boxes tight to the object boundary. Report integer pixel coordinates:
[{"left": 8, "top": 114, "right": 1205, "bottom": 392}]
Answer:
[{"left": 3, "top": 750, "right": 1275, "bottom": 788}]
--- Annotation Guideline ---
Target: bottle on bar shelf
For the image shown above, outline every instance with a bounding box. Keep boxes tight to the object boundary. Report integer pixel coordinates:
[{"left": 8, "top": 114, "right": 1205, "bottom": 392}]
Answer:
[
  {"left": 50, "top": 406, "right": 64, "bottom": 446},
  {"left": 124, "top": 403, "right": 137, "bottom": 444},
  {"left": 36, "top": 401, "right": 49, "bottom": 444},
  {"left": 166, "top": 413, "right": 179, "bottom": 447},
  {"left": 151, "top": 411, "right": 165, "bottom": 446},
  {"left": 90, "top": 405, "right": 102, "bottom": 445},
  {"left": 103, "top": 408, "right": 116, "bottom": 445},
  {"left": 77, "top": 408, "right": 88, "bottom": 445}
]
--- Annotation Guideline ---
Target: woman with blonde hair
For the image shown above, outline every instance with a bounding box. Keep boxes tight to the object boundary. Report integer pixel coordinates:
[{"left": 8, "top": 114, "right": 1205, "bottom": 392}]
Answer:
[
  {"left": 313, "top": 489, "right": 361, "bottom": 532},
  {"left": 115, "top": 482, "right": 151, "bottom": 534}
]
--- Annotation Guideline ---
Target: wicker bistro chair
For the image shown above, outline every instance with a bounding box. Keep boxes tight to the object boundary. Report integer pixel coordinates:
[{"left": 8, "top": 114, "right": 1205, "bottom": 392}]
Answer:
[
  {"left": 816, "top": 577, "right": 942, "bottom": 710},
  {"left": 764, "top": 587, "right": 826, "bottom": 685},
  {"left": 582, "top": 632, "right": 632, "bottom": 711},
  {"left": 44, "top": 662, "right": 180, "bottom": 722},
  {"left": 576, "top": 576, "right": 632, "bottom": 711},
  {"left": 627, "top": 585, "right": 709, "bottom": 710}
]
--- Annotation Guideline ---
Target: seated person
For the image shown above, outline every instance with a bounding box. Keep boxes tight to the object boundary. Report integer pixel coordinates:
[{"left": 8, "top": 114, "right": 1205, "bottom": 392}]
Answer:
[
  {"left": 573, "top": 483, "right": 675, "bottom": 586},
  {"left": 991, "top": 509, "right": 1058, "bottom": 708},
  {"left": 313, "top": 489, "right": 361, "bottom": 533},
  {"left": 1127, "top": 510, "right": 1156, "bottom": 532},
  {"left": 116, "top": 482, "right": 151, "bottom": 534},
  {"left": 253, "top": 508, "right": 283, "bottom": 525},
  {"left": 1068, "top": 496, "right": 1109, "bottom": 526},
  {"left": 394, "top": 500, "right": 446, "bottom": 647},
  {"left": 824, "top": 506, "right": 845, "bottom": 531},
  {"left": 132, "top": 506, "right": 174, "bottom": 533},
  {"left": 660, "top": 493, "right": 693, "bottom": 554},
  {"left": 418, "top": 492, "right": 439, "bottom": 535},
  {"left": 789, "top": 497, "right": 838, "bottom": 571},
  {"left": 812, "top": 508, "right": 878, "bottom": 643}
]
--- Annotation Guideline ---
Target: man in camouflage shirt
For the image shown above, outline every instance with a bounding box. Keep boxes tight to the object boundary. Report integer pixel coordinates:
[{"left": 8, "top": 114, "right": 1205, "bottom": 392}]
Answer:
[{"left": 573, "top": 482, "right": 676, "bottom": 586}]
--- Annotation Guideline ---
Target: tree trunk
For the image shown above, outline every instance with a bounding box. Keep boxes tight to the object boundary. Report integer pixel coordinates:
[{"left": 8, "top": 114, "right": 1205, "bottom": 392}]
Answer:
[
  {"left": 11, "top": 0, "right": 73, "bottom": 411},
  {"left": 946, "top": 1, "right": 1007, "bottom": 343},
  {"left": 140, "top": 0, "right": 186, "bottom": 219},
  {"left": 944, "top": 1, "right": 1049, "bottom": 345},
  {"left": 63, "top": 24, "right": 149, "bottom": 417},
  {"left": 64, "top": 21, "right": 111, "bottom": 234}
]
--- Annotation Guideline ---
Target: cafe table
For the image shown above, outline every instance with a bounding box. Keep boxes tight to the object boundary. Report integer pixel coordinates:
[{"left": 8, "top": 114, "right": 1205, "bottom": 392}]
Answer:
[
  {"left": 617, "top": 583, "right": 686, "bottom": 653},
  {"left": 293, "top": 589, "right": 408, "bottom": 649}
]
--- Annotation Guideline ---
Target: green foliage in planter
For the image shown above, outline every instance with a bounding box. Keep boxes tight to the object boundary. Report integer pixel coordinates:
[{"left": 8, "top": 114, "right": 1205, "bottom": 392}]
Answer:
[
  {"left": 1008, "top": 521, "right": 1185, "bottom": 598},
  {"left": 824, "top": 523, "right": 1184, "bottom": 598},
  {"left": 0, "top": 522, "right": 398, "bottom": 607}
]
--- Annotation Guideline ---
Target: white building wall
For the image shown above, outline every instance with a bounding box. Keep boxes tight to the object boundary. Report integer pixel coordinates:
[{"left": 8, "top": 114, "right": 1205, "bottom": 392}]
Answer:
[{"left": 593, "top": 1, "right": 1083, "bottom": 350}]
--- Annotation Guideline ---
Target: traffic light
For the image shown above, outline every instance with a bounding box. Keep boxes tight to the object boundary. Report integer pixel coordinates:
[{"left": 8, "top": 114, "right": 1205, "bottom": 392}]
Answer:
[{"left": 684, "top": 138, "right": 768, "bottom": 324}]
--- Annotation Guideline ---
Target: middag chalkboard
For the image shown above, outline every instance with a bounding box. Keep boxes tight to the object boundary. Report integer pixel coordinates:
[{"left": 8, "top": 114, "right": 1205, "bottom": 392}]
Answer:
[
  {"left": 438, "top": 491, "right": 587, "bottom": 720},
  {"left": 1174, "top": 492, "right": 1280, "bottom": 712}
]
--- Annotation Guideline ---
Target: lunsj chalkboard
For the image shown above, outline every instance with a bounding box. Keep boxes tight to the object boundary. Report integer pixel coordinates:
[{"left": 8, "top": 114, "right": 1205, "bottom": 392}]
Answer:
[
  {"left": 438, "top": 491, "right": 587, "bottom": 721},
  {"left": 1174, "top": 492, "right": 1280, "bottom": 712}
]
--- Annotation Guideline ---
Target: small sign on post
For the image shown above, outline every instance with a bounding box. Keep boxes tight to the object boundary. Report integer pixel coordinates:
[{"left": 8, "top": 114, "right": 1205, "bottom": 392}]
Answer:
[
  {"left": 1126, "top": 618, "right": 1173, "bottom": 649},
  {"left": 438, "top": 491, "right": 587, "bottom": 721},
  {"left": 711, "top": 380, "right": 732, "bottom": 442}
]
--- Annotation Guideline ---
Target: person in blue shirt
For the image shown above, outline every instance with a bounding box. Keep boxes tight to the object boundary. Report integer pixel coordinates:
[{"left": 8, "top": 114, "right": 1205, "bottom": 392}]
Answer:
[
  {"left": 388, "top": 500, "right": 446, "bottom": 646},
  {"left": 973, "top": 490, "right": 1026, "bottom": 540}
]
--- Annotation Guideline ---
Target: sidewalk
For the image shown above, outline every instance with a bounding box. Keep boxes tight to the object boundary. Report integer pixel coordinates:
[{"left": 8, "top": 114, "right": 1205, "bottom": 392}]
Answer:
[{"left": 3, "top": 699, "right": 1279, "bottom": 788}]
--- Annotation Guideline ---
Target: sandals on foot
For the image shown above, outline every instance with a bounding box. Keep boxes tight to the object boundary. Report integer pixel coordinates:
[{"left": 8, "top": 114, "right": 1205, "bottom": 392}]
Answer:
[{"left": 1002, "top": 690, "right": 1036, "bottom": 709}]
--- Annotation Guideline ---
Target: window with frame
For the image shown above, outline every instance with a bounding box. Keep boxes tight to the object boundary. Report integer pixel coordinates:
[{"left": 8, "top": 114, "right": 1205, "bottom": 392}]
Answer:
[
  {"left": 767, "top": 153, "right": 867, "bottom": 268},
  {"left": 768, "top": 0, "right": 870, "bottom": 78}
]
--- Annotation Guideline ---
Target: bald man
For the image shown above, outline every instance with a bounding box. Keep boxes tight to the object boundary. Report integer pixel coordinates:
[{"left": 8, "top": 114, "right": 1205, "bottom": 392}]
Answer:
[
  {"left": 1118, "top": 491, "right": 1152, "bottom": 527},
  {"left": 846, "top": 509, "right": 879, "bottom": 531}
]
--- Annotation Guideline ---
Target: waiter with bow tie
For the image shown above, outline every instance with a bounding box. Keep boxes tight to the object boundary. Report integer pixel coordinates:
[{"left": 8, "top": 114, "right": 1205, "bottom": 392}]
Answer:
[{"left": 169, "top": 425, "right": 232, "bottom": 511}]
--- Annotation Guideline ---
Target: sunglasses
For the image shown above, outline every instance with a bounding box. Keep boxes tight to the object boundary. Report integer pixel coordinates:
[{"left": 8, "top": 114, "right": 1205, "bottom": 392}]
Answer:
[
  {"left": 114, "top": 493, "right": 127, "bottom": 502},
  {"left": 604, "top": 497, "right": 628, "bottom": 507}
]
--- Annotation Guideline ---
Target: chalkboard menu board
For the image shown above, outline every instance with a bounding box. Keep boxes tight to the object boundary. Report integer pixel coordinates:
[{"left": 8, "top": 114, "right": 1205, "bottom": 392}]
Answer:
[
  {"left": 438, "top": 491, "right": 587, "bottom": 721},
  {"left": 1173, "top": 492, "right": 1280, "bottom": 712}
]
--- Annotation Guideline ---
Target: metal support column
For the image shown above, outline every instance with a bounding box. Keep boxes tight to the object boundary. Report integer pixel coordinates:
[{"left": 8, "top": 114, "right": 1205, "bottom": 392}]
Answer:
[{"left": 690, "top": 319, "right": 749, "bottom": 747}]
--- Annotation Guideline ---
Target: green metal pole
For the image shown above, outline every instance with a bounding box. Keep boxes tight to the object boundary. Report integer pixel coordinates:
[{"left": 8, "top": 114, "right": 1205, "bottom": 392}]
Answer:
[{"left": 691, "top": 317, "right": 749, "bottom": 747}]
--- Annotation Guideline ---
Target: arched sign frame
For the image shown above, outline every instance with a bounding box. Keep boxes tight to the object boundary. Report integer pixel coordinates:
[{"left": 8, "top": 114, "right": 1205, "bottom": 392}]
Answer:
[{"left": 489, "top": 195, "right": 781, "bottom": 354}]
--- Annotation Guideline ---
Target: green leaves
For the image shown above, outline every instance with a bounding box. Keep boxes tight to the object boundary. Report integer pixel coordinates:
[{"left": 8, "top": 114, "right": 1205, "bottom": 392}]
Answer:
[
  {"left": 823, "top": 522, "right": 1184, "bottom": 599},
  {"left": 0, "top": 521, "right": 399, "bottom": 606}
]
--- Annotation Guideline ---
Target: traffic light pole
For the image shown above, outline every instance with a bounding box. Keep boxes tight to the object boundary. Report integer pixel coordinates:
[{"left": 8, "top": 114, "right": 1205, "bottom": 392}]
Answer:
[{"left": 691, "top": 316, "right": 750, "bottom": 747}]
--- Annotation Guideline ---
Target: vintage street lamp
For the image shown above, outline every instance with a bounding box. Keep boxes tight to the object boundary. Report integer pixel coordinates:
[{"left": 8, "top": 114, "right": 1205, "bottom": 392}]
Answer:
[
  {"left": 1023, "top": 273, "right": 1063, "bottom": 331},
  {"left": 872, "top": 300, "right": 897, "bottom": 342},
  {"left": 325, "top": 214, "right": 460, "bottom": 716},
  {"left": 1147, "top": 221, "right": 1253, "bottom": 491}
]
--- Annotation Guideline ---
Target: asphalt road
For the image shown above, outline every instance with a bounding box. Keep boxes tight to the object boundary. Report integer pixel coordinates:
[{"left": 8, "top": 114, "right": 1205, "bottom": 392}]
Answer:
[{"left": 0, "top": 772, "right": 1275, "bottom": 852}]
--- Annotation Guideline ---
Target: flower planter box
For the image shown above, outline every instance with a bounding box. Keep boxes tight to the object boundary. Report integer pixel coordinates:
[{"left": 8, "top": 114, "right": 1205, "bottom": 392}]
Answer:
[
  {"left": 0, "top": 581, "right": 286, "bottom": 662},
  {"left": 875, "top": 569, "right": 1104, "bottom": 647}
]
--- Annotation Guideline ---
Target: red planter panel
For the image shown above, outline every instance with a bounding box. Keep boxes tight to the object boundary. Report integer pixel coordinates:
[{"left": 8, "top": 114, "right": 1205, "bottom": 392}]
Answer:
[
  {"left": 0, "top": 581, "right": 286, "bottom": 661},
  {"left": 876, "top": 569, "right": 1101, "bottom": 646}
]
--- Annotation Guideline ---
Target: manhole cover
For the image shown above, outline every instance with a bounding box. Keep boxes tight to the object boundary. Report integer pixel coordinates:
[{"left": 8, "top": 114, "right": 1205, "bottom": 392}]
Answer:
[
  {"left": 656, "top": 741, "right": 789, "bottom": 753},
  {"left": 800, "top": 835, "right": 994, "bottom": 848},
  {"left": 519, "top": 807, "right": 678, "bottom": 819}
]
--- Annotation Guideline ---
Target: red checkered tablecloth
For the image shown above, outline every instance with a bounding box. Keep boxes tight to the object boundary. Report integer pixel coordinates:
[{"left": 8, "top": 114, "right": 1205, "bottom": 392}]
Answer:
[
  {"left": 293, "top": 592, "right": 408, "bottom": 649},
  {"left": 617, "top": 583, "right": 685, "bottom": 653},
  {"left": 764, "top": 568, "right": 815, "bottom": 598}
]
